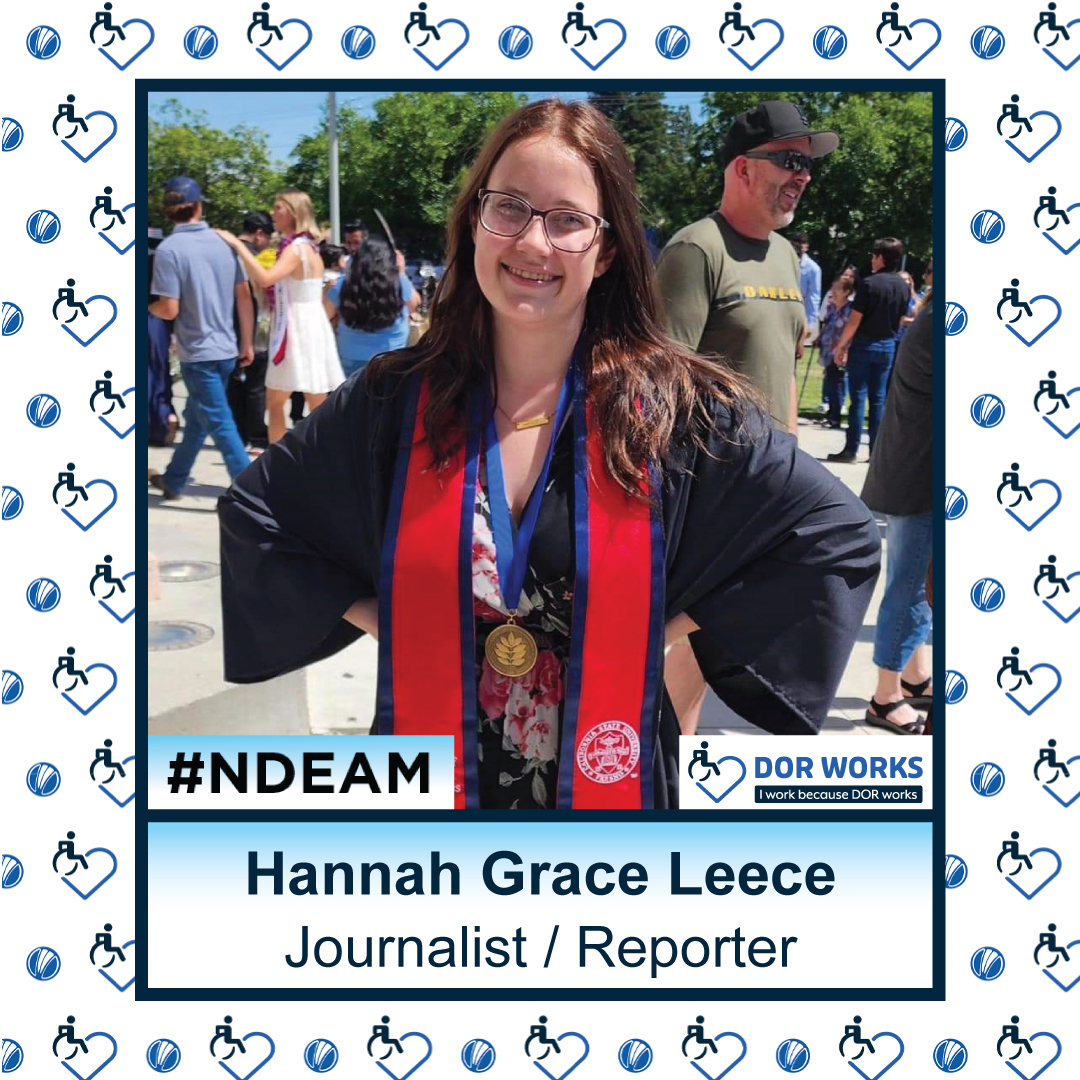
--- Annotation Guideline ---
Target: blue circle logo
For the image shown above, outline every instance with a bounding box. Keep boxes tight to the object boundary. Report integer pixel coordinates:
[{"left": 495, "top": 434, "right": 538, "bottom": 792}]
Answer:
[
  {"left": 147, "top": 1039, "right": 181, "bottom": 1073},
  {"left": 26, "top": 25, "right": 61, "bottom": 59},
  {"left": 304, "top": 1040, "right": 338, "bottom": 1072},
  {"left": 970, "top": 577, "right": 1004, "bottom": 612},
  {"left": 1, "top": 302, "right": 23, "bottom": 336},
  {"left": 944, "top": 855, "right": 968, "bottom": 888},
  {"left": 944, "top": 302, "right": 967, "bottom": 336},
  {"left": 776, "top": 1038, "right": 810, "bottom": 1072},
  {"left": 26, "top": 394, "right": 60, "bottom": 428},
  {"left": 25, "top": 762, "right": 60, "bottom": 797},
  {"left": 341, "top": 25, "right": 376, "bottom": 59},
  {"left": 933, "top": 1039, "right": 968, "bottom": 1072},
  {"left": 1, "top": 487, "right": 24, "bottom": 520},
  {"left": 971, "top": 25, "right": 1005, "bottom": 58},
  {"left": 813, "top": 25, "right": 848, "bottom": 58},
  {"left": 2, "top": 854, "right": 24, "bottom": 888},
  {"left": 183, "top": 26, "right": 219, "bottom": 59},
  {"left": 971, "top": 209, "right": 1005, "bottom": 244},
  {"left": 25, "top": 210, "right": 60, "bottom": 244},
  {"left": 944, "top": 118, "right": 968, "bottom": 151},
  {"left": 1, "top": 671, "right": 24, "bottom": 705},
  {"left": 498, "top": 26, "right": 533, "bottom": 59},
  {"left": 943, "top": 671, "right": 968, "bottom": 705},
  {"left": 26, "top": 946, "right": 60, "bottom": 980},
  {"left": 1, "top": 118, "right": 24, "bottom": 152},
  {"left": 944, "top": 486, "right": 968, "bottom": 520},
  {"left": 1, "top": 1039, "right": 24, "bottom": 1073},
  {"left": 970, "top": 393, "right": 1004, "bottom": 428},
  {"left": 618, "top": 1039, "right": 653, "bottom": 1072},
  {"left": 970, "top": 946, "right": 1005, "bottom": 981},
  {"left": 655, "top": 26, "right": 690, "bottom": 59},
  {"left": 970, "top": 762, "right": 1005, "bottom": 796},
  {"left": 26, "top": 578, "right": 61, "bottom": 613},
  {"left": 461, "top": 1039, "right": 496, "bottom": 1073}
]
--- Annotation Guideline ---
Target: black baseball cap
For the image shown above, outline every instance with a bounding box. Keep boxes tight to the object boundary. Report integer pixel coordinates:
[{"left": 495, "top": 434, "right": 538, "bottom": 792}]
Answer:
[
  {"left": 243, "top": 210, "right": 273, "bottom": 233},
  {"left": 721, "top": 101, "right": 839, "bottom": 168}
]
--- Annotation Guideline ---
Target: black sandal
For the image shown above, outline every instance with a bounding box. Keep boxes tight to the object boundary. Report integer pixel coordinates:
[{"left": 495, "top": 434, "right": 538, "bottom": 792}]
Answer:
[
  {"left": 864, "top": 698, "right": 925, "bottom": 735},
  {"left": 901, "top": 677, "right": 933, "bottom": 710}
]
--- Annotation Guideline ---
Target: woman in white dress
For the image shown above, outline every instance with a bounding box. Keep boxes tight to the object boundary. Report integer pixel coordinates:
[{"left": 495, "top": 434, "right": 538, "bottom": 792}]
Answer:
[{"left": 217, "top": 190, "right": 344, "bottom": 443}]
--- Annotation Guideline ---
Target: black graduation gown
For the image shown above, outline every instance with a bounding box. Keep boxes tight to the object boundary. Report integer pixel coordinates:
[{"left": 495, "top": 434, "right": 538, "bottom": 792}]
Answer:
[{"left": 218, "top": 370, "right": 881, "bottom": 808}]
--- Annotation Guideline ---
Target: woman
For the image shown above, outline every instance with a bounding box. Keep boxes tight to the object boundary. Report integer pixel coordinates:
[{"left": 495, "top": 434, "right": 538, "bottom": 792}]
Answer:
[
  {"left": 895, "top": 270, "right": 918, "bottom": 342},
  {"left": 817, "top": 267, "right": 856, "bottom": 430},
  {"left": 859, "top": 290, "right": 933, "bottom": 734},
  {"left": 217, "top": 190, "right": 343, "bottom": 443},
  {"left": 323, "top": 237, "right": 420, "bottom": 378},
  {"left": 219, "top": 100, "right": 880, "bottom": 809}
]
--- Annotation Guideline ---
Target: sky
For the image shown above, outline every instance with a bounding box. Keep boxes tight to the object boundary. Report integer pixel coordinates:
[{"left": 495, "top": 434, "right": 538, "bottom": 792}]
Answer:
[{"left": 146, "top": 90, "right": 707, "bottom": 165}]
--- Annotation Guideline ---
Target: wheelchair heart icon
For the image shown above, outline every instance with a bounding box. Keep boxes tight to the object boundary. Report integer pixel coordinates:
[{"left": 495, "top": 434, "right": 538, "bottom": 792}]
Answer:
[
  {"left": 1004, "top": 296, "right": 1061, "bottom": 348},
  {"left": 60, "top": 295, "right": 117, "bottom": 347},
  {"left": 99, "top": 571, "right": 136, "bottom": 623},
  {"left": 532, "top": 1032, "right": 589, "bottom": 1080},
  {"left": 413, "top": 19, "right": 470, "bottom": 70},
  {"left": 61, "top": 479, "right": 118, "bottom": 532},
  {"left": 218, "top": 1033, "right": 276, "bottom": 1080},
  {"left": 1042, "top": 755, "right": 1080, "bottom": 807},
  {"left": 97, "top": 939, "right": 136, "bottom": 991},
  {"left": 62, "top": 112, "right": 118, "bottom": 163},
  {"left": 572, "top": 19, "right": 627, "bottom": 71},
  {"left": 60, "top": 1032, "right": 117, "bottom": 1080},
  {"left": 695, "top": 756, "right": 747, "bottom": 804},
  {"left": 98, "top": 388, "right": 136, "bottom": 438},
  {"left": 98, "top": 19, "right": 154, "bottom": 70},
  {"left": 256, "top": 19, "right": 312, "bottom": 70},
  {"left": 1043, "top": 945, "right": 1080, "bottom": 991},
  {"left": 689, "top": 1031, "right": 746, "bottom": 1080},
  {"left": 61, "top": 847, "right": 117, "bottom": 901},
  {"left": 1006, "top": 663, "right": 1062, "bottom": 716},
  {"left": 1004, "top": 478, "right": 1062, "bottom": 531},
  {"left": 1005, "top": 111, "right": 1062, "bottom": 163},
  {"left": 98, "top": 755, "right": 136, "bottom": 808},
  {"left": 1004, "top": 1031, "right": 1062, "bottom": 1080},
  {"left": 727, "top": 19, "right": 784, "bottom": 70},
  {"left": 98, "top": 205, "right": 137, "bottom": 255},
  {"left": 62, "top": 662, "right": 119, "bottom": 716},
  {"left": 1043, "top": 18, "right": 1080, "bottom": 68},
  {"left": 1005, "top": 847, "right": 1062, "bottom": 900},
  {"left": 375, "top": 1032, "right": 433, "bottom": 1080},
  {"left": 847, "top": 1032, "right": 905, "bottom": 1080},
  {"left": 885, "top": 18, "right": 941, "bottom": 70}
]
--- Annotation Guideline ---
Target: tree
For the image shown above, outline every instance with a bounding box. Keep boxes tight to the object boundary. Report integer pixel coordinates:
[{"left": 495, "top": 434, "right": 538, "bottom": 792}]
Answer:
[{"left": 147, "top": 99, "right": 283, "bottom": 231}]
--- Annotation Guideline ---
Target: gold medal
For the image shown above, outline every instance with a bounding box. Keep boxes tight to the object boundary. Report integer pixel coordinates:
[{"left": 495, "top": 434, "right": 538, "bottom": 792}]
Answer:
[{"left": 485, "top": 619, "right": 538, "bottom": 678}]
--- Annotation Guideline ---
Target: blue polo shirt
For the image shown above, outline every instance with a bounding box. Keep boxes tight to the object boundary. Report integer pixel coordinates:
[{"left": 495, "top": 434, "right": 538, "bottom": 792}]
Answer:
[
  {"left": 798, "top": 252, "right": 821, "bottom": 332},
  {"left": 151, "top": 221, "right": 246, "bottom": 362}
]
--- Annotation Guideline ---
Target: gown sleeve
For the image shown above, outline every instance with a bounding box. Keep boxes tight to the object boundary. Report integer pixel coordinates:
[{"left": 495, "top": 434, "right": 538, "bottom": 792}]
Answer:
[
  {"left": 217, "top": 370, "right": 403, "bottom": 683},
  {"left": 664, "top": 402, "right": 881, "bottom": 733}
]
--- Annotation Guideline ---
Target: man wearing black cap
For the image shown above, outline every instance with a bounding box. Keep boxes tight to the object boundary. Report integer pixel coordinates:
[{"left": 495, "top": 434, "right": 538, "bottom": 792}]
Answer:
[
  {"left": 656, "top": 101, "right": 838, "bottom": 734},
  {"left": 227, "top": 210, "right": 274, "bottom": 451},
  {"left": 148, "top": 177, "right": 254, "bottom": 500}
]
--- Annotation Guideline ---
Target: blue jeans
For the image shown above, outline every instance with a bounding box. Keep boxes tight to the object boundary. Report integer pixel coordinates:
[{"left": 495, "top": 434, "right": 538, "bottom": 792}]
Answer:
[
  {"left": 844, "top": 338, "right": 895, "bottom": 455},
  {"left": 873, "top": 512, "right": 933, "bottom": 671},
  {"left": 163, "top": 359, "right": 250, "bottom": 493},
  {"left": 824, "top": 363, "right": 847, "bottom": 426}
]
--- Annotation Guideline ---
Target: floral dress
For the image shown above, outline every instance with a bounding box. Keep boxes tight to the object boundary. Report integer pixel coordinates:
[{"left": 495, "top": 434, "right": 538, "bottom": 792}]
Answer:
[{"left": 472, "top": 428, "right": 575, "bottom": 809}]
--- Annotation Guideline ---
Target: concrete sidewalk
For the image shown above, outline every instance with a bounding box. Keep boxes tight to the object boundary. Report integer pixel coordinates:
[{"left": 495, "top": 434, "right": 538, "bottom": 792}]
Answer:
[{"left": 148, "top": 391, "right": 928, "bottom": 739}]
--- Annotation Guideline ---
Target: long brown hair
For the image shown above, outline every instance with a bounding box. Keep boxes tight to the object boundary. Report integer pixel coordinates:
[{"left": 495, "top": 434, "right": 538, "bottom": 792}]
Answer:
[{"left": 367, "top": 98, "right": 760, "bottom": 499}]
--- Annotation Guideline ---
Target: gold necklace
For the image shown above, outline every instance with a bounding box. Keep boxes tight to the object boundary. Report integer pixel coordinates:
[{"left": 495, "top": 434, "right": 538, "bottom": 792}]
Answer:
[{"left": 496, "top": 402, "right": 553, "bottom": 431}]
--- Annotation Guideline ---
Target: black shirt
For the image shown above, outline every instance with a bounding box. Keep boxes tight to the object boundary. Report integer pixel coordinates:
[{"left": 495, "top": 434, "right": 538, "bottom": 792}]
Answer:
[{"left": 853, "top": 270, "right": 910, "bottom": 341}]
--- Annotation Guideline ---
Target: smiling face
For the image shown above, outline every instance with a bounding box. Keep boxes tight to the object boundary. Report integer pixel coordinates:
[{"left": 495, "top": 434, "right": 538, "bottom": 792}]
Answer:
[
  {"left": 742, "top": 136, "right": 813, "bottom": 231},
  {"left": 472, "top": 135, "right": 614, "bottom": 340}
]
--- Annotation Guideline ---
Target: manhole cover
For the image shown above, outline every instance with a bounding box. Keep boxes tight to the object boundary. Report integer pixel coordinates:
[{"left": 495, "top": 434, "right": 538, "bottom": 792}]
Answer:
[
  {"left": 148, "top": 621, "right": 215, "bottom": 651},
  {"left": 159, "top": 561, "right": 219, "bottom": 583}
]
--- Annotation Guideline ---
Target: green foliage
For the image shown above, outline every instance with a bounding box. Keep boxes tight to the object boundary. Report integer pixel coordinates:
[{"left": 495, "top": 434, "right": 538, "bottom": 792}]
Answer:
[
  {"left": 149, "top": 91, "right": 932, "bottom": 275},
  {"left": 147, "top": 99, "right": 283, "bottom": 231}
]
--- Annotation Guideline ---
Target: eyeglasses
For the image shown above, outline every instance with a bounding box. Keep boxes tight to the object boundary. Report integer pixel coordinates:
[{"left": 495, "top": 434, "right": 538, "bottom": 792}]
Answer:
[
  {"left": 477, "top": 189, "right": 609, "bottom": 253},
  {"left": 742, "top": 150, "right": 815, "bottom": 174}
]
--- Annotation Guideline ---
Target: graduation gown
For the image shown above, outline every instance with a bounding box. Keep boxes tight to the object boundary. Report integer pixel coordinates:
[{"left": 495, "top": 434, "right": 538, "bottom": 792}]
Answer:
[{"left": 218, "top": 369, "right": 881, "bottom": 808}]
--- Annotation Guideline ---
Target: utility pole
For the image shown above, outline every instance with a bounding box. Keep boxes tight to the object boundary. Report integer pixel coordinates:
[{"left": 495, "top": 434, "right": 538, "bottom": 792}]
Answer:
[{"left": 328, "top": 91, "right": 340, "bottom": 243}]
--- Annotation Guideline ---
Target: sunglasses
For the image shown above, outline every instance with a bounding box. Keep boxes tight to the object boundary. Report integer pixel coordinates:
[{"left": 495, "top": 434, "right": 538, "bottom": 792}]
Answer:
[{"left": 742, "top": 149, "right": 815, "bottom": 173}]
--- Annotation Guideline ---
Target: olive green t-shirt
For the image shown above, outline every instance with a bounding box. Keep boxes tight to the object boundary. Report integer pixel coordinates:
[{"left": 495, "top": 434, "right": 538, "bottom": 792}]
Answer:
[{"left": 656, "top": 212, "right": 806, "bottom": 426}]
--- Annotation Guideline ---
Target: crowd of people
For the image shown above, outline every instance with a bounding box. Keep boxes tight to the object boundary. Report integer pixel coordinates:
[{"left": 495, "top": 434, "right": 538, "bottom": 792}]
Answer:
[
  {"left": 148, "top": 96, "right": 933, "bottom": 808},
  {"left": 147, "top": 186, "right": 421, "bottom": 496}
]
